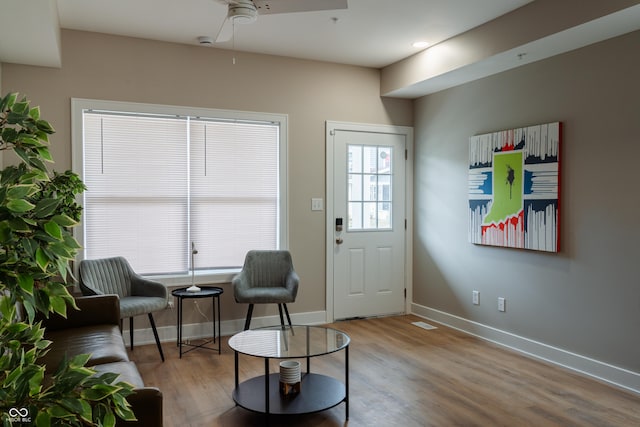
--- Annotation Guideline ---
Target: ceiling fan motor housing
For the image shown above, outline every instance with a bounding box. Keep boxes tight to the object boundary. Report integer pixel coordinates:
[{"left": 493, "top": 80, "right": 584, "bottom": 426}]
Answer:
[{"left": 229, "top": 1, "right": 258, "bottom": 24}]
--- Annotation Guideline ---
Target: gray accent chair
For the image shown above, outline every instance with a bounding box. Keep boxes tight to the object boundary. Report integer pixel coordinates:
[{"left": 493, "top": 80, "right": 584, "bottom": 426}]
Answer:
[
  {"left": 232, "top": 250, "right": 299, "bottom": 330},
  {"left": 79, "top": 256, "right": 168, "bottom": 361}
]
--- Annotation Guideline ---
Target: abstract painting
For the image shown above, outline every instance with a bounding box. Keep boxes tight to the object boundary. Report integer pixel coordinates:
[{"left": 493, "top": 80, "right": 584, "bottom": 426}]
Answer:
[{"left": 468, "top": 122, "right": 561, "bottom": 252}]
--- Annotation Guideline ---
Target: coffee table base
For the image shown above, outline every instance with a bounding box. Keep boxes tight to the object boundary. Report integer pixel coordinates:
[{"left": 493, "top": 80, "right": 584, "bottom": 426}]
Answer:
[{"left": 233, "top": 373, "right": 346, "bottom": 415}]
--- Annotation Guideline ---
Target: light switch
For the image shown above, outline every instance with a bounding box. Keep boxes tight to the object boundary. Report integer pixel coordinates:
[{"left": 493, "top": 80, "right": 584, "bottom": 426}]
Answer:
[{"left": 311, "top": 198, "right": 323, "bottom": 211}]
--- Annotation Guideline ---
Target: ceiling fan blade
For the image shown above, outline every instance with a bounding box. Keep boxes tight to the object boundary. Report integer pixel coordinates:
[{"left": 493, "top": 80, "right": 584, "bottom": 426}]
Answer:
[
  {"left": 215, "top": 17, "right": 234, "bottom": 42},
  {"left": 252, "top": 0, "right": 347, "bottom": 15}
]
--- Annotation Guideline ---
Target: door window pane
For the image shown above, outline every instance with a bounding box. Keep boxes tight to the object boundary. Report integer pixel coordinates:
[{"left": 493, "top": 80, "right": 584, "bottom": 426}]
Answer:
[{"left": 347, "top": 144, "right": 393, "bottom": 230}]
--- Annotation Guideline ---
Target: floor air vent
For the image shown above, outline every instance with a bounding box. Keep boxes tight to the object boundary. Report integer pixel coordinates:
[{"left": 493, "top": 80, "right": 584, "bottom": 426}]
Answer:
[{"left": 412, "top": 321, "right": 437, "bottom": 330}]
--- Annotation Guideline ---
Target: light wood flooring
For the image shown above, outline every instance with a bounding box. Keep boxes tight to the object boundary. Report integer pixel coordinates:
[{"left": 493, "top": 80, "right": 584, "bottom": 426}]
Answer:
[{"left": 129, "top": 315, "right": 640, "bottom": 426}]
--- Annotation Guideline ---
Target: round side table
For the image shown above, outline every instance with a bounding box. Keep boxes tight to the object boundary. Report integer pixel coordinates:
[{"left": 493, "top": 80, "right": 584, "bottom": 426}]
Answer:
[{"left": 171, "top": 286, "right": 223, "bottom": 358}]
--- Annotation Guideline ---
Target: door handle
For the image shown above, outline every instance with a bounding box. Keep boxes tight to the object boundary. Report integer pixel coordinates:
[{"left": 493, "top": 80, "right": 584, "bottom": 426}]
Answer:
[{"left": 336, "top": 237, "right": 344, "bottom": 245}]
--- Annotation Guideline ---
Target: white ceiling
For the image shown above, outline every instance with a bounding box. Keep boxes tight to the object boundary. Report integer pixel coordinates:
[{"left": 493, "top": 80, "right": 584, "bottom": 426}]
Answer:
[
  {"left": 1, "top": 0, "right": 533, "bottom": 69},
  {"left": 2, "top": 1, "right": 639, "bottom": 99}
]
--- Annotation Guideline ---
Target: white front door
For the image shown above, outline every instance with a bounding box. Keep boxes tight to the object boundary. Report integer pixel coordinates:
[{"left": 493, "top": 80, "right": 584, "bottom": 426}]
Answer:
[{"left": 327, "top": 123, "right": 409, "bottom": 320}]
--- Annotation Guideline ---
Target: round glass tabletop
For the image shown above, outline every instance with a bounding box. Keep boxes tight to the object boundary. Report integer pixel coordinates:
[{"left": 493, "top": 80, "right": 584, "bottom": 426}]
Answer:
[{"left": 228, "top": 325, "right": 350, "bottom": 359}]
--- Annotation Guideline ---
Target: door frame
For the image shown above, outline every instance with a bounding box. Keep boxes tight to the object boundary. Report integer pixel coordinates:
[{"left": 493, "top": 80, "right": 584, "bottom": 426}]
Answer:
[{"left": 325, "top": 121, "right": 414, "bottom": 323}]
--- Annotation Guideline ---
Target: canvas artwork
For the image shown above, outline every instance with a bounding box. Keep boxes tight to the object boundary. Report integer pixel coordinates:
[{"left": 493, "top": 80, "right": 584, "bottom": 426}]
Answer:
[{"left": 468, "top": 122, "right": 561, "bottom": 252}]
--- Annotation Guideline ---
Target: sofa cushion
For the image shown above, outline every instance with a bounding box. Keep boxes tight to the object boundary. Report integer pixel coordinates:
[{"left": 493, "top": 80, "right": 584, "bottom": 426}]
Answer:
[{"left": 41, "top": 324, "right": 129, "bottom": 372}]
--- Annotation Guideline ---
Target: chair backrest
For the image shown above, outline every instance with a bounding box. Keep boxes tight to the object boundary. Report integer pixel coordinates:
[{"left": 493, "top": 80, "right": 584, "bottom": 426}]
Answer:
[
  {"left": 242, "top": 250, "right": 294, "bottom": 288},
  {"left": 79, "top": 257, "right": 134, "bottom": 298}
]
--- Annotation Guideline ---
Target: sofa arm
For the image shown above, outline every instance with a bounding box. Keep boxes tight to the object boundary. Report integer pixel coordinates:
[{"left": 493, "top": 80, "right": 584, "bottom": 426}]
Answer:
[
  {"left": 118, "top": 387, "right": 163, "bottom": 427},
  {"left": 41, "top": 295, "right": 121, "bottom": 331}
]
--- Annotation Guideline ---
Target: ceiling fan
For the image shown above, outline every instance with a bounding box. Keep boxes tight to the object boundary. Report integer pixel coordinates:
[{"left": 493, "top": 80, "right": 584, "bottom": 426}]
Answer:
[{"left": 212, "top": 0, "right": 348, "bottom": 43}]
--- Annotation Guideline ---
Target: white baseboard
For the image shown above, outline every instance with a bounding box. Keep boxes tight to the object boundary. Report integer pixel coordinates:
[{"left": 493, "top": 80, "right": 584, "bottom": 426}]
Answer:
[
  {"left": 123, "top": 310, "right": 327, "bottom": 348},
  {"left": 411, "top": 302, "right": 640, "bottom": 395}
]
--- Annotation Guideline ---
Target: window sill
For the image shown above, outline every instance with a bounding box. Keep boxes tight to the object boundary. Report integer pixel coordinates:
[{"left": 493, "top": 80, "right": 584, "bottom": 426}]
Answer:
[{"left": 145, "top": 268, "right": 240, "bottom": 288}]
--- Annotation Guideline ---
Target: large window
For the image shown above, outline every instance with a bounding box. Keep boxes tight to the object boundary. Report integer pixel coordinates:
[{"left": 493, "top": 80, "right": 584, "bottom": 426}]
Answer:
[{"left": 72, "top": 99, "right": 287, "bottom": 281}]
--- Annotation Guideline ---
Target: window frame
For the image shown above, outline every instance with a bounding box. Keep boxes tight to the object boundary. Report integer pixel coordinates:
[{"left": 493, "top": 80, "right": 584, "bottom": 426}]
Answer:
[{"left": 71, "top": 98, "right": 289, "bottom": 286}]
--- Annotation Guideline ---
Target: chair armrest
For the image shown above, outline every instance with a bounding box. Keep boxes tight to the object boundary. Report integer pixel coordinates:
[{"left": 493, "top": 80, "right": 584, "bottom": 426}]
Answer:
[
  {"left": 40, "top": 295, "right": 121, "bottom": 331},
  {"left": 285, "top": 270, "right": 300, "bottom": 300},
  {"left": 231, "top": 271, "right": 250, "bottom": 300},
  {"left": 130, "top": 274, "right": 167, "bottom": 299},
  {"left": 78, "top": 281, "right": 104, "bottom": 296}
]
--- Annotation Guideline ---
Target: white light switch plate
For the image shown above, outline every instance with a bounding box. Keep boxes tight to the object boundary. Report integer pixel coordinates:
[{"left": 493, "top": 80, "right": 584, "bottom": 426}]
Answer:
[{"left": 311, "top": 198, "right": 323, "bottom": 211}]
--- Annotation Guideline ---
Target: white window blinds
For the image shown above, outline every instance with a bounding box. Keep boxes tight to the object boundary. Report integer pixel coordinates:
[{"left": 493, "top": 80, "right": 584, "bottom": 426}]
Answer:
[{"left": 80, "top": 108, "right": 281, "bottom": 275}]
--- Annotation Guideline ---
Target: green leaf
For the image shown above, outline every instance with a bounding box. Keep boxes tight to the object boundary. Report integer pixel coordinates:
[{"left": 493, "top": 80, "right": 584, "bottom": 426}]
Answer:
[
  {"left": 47, "top": 281, "right": 72, "bottom": 297},
  {"left": 68, "top": 353, "right": 92, "bottom": 368},
  {"left": 21, "top": 237, "right": 38, "bottom": 256},
  {"left": 48, "top": 404, "right": 74, "bottom": 418},
  {"left": 103, "top": 411, "right": 116, "bottom": 427},
  {"left": 35, "top": 411, "right": 52, "bottom": 427},
  {"left": 113, "top": 398, "right": 136, "bottom": 421},
  {"left": 6, "top": 198, "right": 35, "bottom": 213},
  {"left": 16, "top": 134, "right": 41, "bottom": 147},
  {"left": 28, "top": 156, "right": 48, "bottom": 173},
  {"left": 63, "top": 234, "right": 82, "bottom": 249},
  {"left": 6, "top": 183, "right": 38, "bottom": 199},
  {"left": 1, "top": 127, "right": 19, "bottom": 143},
  {"left": 35, "top": 247, "right": 49, "bottom": 270},
  {"left": 81, "top": 384, "right": 117, "bottom": 401},
  {"left": 37, "top": 147, "right": 53, "bottom": 162},
  {"left": 22, "top": 299, "right": 36, "bottom": 323},
  {"left": 0, "top": 92, "right": 18, "bottom": 111},
  {"left": 60, "top": 397, "right": 92, "bottom": 422},
  {"left": 96, "top": 372, "right": 120, "bottom": 385},
  {"left": 35, "top": 337, "right": 52, "bottom": 350},
  {"left": 0, "top": 221, "right": 12, "bottom": 242},
  {"left": 34, "top": 198, "right": 60, "bottom": 218},
  {"left": 12, "top": 100, "right": 29, "bottom": 114},
  {"left": 44, "top": 220, "right": 63, "bottom": 240},
  {"left": 17, "top": 274, "right": 34, "bottom": 294},
  {"left": 9, "top": 218, "right": 33, "bottom": 232},
  {"left": 0, "top": 295, "right": 17, "bottom": 320},
  {"left": 52, "top": 214, "right": 78, "bottom": 227},
  {"left": 29, "top": 105, "right": 41, "bottom": 120},
  {"left": 36, "top": 119, "right": 55, "bottom": 134},
  {"left": 28, "top": 366, "right": 45, "bottom": 395},
  {"left": 12, "top": 146, "right": 32, "bottom": 164},
  {"left": 49, "top": 295, "right": 67, "bottom": 317},
  {"left": 19, "top": 168, "right": 49, "bottom": 183}
]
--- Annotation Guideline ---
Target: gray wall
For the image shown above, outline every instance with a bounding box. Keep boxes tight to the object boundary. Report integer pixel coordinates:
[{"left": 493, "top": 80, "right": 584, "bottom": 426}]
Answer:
[{"left": 413, "top": 30, "right": 640, "bottom": 374}]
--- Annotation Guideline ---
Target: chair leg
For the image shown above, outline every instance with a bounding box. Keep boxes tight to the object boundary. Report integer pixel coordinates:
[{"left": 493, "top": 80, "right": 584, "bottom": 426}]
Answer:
[
  {"left": 244, "top": 304, "right": 254, "bottom": 330},
  {"left": 277, "top": 304, "right": 285, "bottom": 329},
  {"left": 282, "top": 303, "right": 293, "bottom": 328},
  {"left": 129, "top": 317, "right": 134, "bottom": 351},
  {"left": 148, "top": 313, "right": 165, "bottom": 362}
]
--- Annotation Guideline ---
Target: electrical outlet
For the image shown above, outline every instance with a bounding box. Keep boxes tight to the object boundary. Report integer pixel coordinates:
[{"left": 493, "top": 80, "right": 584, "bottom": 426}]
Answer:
[
  {"left": 472, "top": 290, "right": 480, "bottom": 305},
  {"left": 498, "top": 297, "right": 506, "bottom": 312}
]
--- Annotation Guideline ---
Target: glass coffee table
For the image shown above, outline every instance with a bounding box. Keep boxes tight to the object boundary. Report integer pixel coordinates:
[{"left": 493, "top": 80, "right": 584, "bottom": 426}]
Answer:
[{"left": 228, "top": 325, "right": 350, "bottom": 421}]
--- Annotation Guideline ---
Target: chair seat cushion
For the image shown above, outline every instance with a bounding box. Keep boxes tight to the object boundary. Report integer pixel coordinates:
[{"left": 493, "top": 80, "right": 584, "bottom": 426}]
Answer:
[
  {"left": 235, "top": 286, "right": 295, "bottom": 304},
  {"left": 119, "top": 296, "right": 167, "bottom": 318},
  {"left": 41, "top": 324, "right": 129, "bottom": 373}
]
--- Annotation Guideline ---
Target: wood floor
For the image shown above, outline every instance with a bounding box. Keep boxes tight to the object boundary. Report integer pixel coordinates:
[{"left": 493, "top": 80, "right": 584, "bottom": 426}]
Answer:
[{"left": 129, "top": 315, "right": 640, "bottom": 426}]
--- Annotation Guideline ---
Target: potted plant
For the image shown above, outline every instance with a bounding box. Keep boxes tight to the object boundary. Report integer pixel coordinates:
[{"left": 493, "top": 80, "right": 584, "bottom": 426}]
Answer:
[{"left": 0, "top": 92, "right": 135, "bottom": 426}]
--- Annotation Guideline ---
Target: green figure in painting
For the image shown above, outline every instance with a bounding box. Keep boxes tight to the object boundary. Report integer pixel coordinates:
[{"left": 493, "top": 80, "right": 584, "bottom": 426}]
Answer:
[{"left": 483, "top": 151, "right": 523, "bottom": 225}]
